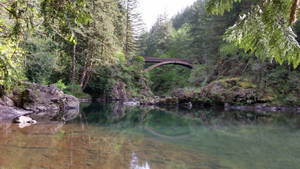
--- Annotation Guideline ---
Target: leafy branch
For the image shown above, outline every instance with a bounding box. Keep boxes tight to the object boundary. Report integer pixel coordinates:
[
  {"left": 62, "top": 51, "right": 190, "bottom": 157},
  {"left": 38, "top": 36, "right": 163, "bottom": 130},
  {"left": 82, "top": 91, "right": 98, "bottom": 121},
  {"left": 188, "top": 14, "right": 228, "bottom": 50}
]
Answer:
[{"left": 206, "top": 0, "right": 300, "bottom": 68}]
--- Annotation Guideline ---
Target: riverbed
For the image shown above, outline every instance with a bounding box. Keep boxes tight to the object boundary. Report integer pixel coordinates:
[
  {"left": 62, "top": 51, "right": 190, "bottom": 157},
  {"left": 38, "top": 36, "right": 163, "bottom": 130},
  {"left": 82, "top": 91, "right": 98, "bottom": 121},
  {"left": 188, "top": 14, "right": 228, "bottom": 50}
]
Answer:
[{"left": 0, "top": 102, "right": 300, "bottom": 169}]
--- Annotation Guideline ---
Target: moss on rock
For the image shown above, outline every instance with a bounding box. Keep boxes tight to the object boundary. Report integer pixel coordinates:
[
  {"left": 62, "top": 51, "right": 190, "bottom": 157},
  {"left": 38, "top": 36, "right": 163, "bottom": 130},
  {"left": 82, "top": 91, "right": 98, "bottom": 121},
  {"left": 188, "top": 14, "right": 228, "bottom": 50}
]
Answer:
[{"left": 191, "top": 77, "right": 272, "bottom": 105}]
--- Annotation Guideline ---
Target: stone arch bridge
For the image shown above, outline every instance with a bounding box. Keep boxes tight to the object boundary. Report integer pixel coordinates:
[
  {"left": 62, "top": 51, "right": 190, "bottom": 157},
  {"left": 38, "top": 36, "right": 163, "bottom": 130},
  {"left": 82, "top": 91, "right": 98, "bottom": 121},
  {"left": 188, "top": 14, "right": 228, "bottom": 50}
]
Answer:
[{"left": 143, "top": 57, "right": 195, "bottom": 72}]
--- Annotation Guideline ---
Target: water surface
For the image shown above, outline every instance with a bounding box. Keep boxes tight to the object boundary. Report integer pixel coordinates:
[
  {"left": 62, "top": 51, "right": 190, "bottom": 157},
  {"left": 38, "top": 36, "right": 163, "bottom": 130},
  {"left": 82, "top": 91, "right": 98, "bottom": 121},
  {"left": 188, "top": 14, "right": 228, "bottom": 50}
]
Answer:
[{"left": 0, "top": 103, "right": 300, "bottom": 169}]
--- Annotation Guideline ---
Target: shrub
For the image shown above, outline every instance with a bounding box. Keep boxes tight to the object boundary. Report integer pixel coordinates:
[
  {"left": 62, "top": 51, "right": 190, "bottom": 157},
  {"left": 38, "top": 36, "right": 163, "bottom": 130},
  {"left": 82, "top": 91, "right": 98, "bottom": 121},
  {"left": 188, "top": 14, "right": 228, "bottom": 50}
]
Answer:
[{"left": 54, "top": 80, "right": 67, "bottom": 91}]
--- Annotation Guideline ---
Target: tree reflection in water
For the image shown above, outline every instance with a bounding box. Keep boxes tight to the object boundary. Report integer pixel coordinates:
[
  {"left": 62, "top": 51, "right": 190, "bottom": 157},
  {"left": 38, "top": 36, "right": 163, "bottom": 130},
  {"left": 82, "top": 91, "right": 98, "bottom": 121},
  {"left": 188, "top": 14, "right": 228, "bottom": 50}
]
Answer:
[{"left": 0, "top": 103, "right": 300, "bottom": 169}]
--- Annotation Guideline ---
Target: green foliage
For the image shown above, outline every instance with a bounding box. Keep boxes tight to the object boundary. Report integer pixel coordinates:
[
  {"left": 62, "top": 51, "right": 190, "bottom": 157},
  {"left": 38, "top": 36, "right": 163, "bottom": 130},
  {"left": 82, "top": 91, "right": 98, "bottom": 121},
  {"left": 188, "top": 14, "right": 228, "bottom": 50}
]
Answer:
[
  {"left": 188, "top": 65, "right": 208, "bottom": 87},
  {"left": 264, "top": 67, "right": 300, "bottom": 105},
  {"left": 189, "top": 0, "right": 238, "bottom": 61},
  {"left": 172, "top": 6, "right": 194, "bottom": 30},
  {"left": 219, "top": 42, "right": 252, "bottom": 59},
  {"left": 206, "top": 0, "right": 242, "bottom": 15},
  {"left": 116, "top": 51, "right": 126, "bottom": 63},
  {"left": 167, "top": 23, "right": 193, "bottom": 58},
  {"left": 137, "top": 0, "right": 243, "bottom": 95},
  {"left": 135, "top": 56, "right": 145, "bottom": 62},
  {"left": 148, "top": 64, "right": 192, "bottom": 96},
  {"left": 207, "top": 0, "right": 300, "bottom": 68},
  {"left": 225, "top": 11, "right": 300, "bottom": 67},
  {"left": 0, "top": 39, "right": 25, "bottom": 92},
  {"left": 23, "top": 36, "right": 59, "bottom": 83},
  {"left": 138, "top": 0, "right": 300, "bottom": 106},
  {"left": 86, "top": 61, "right": 152, "bottom": 99},
  {"left": 55, "top": 80, "right": 67, "bottom": 91},
  {"left": 137, "top": 15, "right": 172, "bottom": 57},
  {"left": 0, "top": 0, "right": 136, "bottom": 98}
]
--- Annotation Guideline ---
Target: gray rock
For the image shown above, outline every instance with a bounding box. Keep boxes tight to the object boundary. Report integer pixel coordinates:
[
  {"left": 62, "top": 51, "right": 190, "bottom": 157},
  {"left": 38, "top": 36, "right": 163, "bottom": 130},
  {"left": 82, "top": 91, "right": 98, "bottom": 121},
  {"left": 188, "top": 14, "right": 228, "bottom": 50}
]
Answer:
[
  {"left": 109, "top": 81, "right": 128, "bottom": 100},
  {"left": 13, "top": 116, "right": 37, "bottom": 128},
  {"left": 0, "top": 96, "right": 15, "bottom": 107},
  {"left": 183, "top": 102, "right": 192, "bottom": 109},
  {"left": 124, "top": 101, "right": 140, "bottom": 106},
  {"left": 13, "top": 116, "right": 37, "bottom": 124},
  {"left": 0, "top": 105, "right": 33, "bottom": 121},
  {"left": 0, "top": 82, "right": 79, "bottom": 122},
  {"left": 62, "top": 94, "right": 80, "bottom": 110}
]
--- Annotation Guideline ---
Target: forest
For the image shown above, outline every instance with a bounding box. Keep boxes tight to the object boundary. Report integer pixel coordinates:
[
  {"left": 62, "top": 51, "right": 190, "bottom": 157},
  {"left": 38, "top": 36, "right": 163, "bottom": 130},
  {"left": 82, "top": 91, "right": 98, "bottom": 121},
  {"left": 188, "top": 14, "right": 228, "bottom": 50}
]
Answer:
[
  {"left": 1, "top": 1, "right": 300, "bottom": 168},
  {"left": 0, "top": 0, "right": 300, "bottom": 106}
]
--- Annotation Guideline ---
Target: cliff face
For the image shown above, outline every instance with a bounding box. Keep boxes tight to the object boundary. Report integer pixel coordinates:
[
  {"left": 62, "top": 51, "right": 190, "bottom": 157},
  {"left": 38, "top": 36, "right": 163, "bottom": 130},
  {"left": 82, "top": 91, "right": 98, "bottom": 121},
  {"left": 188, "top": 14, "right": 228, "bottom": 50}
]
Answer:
[{"left": 0, "top": 82, "right": 79, "bottom": 122}]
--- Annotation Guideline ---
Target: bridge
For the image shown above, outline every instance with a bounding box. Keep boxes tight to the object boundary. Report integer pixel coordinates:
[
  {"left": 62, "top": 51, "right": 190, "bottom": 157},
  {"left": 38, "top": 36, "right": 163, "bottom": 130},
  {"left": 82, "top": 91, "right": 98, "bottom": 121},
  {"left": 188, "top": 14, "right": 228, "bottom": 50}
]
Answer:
[{"left": 143, "top": 57, "right": 194, "bottom": 72}]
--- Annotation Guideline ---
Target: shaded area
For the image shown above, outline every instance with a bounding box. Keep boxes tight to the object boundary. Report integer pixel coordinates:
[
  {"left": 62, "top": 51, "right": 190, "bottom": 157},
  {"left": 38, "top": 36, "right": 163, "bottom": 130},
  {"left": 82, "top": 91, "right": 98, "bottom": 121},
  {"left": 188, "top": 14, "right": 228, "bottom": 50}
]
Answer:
[{"left": 148, "top": 64, "right": 192, "bottom": 96}]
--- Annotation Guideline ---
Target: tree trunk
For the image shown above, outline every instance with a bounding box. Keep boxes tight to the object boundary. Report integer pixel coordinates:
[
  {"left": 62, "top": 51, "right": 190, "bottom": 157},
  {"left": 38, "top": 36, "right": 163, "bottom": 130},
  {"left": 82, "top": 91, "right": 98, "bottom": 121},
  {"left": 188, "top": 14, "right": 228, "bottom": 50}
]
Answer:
[
  {"left": 289, "top": 0, "right": 299, "bottom": 25},
  {"left": 80, "top": 60, "right": 88, "bottom": 88},
  {"left": 71, "top": 44, "right": 76, "bottom": 92},
  {"left": 82, "top": 72, "right": 91, "bottom": 90},
  {"left": 80, "top": 44, "right": 89, "bottom": 87},
  {"left": 125, "top": 0, "right": 130, "bottom": 57},
  {"left": 80, "top": 42, "right": 95, "bottom": 88},
  {"left": 82, "top": 64, "right": 93, "bottom": 90}
]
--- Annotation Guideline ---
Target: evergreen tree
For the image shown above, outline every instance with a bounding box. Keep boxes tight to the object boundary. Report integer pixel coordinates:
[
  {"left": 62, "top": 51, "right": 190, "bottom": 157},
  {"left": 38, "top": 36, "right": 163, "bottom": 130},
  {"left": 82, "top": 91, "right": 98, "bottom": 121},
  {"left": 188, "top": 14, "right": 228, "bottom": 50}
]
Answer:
[{"left": 123, "top": 0, "right": 145, "bottom": 58}]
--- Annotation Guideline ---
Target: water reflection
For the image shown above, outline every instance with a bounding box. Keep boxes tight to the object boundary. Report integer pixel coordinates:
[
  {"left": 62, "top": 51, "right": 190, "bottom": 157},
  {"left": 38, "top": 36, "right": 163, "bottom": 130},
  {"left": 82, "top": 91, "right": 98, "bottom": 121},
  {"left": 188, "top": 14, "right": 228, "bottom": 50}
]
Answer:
[
  {"left": 130, "top": 152, "right": 150, "bottom": 169},
  {"left": 0, "top": 103, "right": 299, "bottom": 169}
]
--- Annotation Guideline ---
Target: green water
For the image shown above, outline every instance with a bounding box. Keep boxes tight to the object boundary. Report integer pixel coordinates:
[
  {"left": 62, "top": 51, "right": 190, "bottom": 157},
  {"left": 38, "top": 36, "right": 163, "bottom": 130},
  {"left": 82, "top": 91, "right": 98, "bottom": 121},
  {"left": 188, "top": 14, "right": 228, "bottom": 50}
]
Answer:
[{"left": 0, "top": 103, "right": 300, "bottom": 169}]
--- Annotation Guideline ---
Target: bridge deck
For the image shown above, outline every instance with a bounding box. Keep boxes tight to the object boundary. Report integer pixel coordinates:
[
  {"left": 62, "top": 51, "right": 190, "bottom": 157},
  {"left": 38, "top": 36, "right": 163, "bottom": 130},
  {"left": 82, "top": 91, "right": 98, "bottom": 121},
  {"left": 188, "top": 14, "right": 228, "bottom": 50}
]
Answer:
[{"left": 144, "top": 57, "right": 194, "bottom": 64}]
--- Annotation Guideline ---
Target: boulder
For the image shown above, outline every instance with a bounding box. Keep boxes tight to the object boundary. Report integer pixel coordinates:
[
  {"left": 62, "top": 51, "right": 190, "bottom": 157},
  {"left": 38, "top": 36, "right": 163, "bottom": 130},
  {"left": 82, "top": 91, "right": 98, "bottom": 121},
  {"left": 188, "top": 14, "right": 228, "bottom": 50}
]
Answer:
[
  {"left": 0, "top": 105, "right": 32, "bottom": 121},
  {"left": 171, "top": 88, "right": 186, "bottom": 98},
  {"left": 0, "top": 82, "right": 79, "bottom": 122},
  {"left": 13, "top": 116, "right": 37, "bottom": 124},
  {"left": 0, "top": 96, "right": 15, "bottom": 107},
  {"left": 109, "top": 81, "right": 128, "bottom": 100},
  {"left": 62, "top": 94, "right": 80, "bottom": 110},
  {"left": 193, "top": 78, "right": 269, "bottom": 104}
]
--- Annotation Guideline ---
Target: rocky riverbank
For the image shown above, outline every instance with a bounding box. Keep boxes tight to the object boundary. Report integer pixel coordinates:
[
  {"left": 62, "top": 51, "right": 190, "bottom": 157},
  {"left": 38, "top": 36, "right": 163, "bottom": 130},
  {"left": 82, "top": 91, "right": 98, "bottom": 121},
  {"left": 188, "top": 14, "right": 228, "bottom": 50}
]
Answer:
[
  {"left": 75, "top": 77, "right": 300, "bottom": 113},
  {"left": 138, "top": 78, "right": 300, "bottom": 113},
  {"left": 0, "top": 82, "right": 80, "bottom": 122}
]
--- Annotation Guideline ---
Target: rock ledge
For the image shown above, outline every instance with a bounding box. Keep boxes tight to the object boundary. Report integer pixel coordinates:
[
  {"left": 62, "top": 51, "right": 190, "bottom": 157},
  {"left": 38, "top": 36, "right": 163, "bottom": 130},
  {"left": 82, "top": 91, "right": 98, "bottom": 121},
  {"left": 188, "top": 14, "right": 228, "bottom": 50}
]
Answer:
[{"left": 0, "top": 83, "right": 79, "bottom": 122}]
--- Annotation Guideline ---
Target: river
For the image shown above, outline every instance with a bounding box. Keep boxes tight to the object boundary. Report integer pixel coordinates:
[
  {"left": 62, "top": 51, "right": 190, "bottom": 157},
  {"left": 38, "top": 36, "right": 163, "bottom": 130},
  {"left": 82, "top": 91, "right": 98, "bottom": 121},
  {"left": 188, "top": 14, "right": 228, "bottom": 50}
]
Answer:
[{"left": 0, "top": 102, "right": 300, "bottom": 169}]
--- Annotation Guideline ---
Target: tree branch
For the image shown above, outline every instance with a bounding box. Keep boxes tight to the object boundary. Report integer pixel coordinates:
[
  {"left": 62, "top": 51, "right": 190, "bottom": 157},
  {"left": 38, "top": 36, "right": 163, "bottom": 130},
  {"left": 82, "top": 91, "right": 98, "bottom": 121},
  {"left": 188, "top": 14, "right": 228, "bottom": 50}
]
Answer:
[{"left": 0, "top": 2, "right": 16, "bottom": 17}]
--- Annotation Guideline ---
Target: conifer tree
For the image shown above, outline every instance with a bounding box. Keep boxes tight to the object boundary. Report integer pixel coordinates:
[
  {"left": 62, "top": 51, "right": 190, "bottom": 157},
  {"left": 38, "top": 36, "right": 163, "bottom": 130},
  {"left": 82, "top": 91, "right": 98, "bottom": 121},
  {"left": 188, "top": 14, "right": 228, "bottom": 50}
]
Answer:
[{"left": 123, "top": 0, "right": 145, "bottom": 58}]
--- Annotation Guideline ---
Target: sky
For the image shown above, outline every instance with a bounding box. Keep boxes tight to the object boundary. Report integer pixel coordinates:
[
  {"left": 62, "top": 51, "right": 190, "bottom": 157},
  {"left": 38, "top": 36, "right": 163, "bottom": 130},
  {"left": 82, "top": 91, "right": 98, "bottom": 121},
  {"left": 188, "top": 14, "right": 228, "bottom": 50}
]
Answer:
[{"left": 138, "top": 0, "right": 197, "bottom": 30}]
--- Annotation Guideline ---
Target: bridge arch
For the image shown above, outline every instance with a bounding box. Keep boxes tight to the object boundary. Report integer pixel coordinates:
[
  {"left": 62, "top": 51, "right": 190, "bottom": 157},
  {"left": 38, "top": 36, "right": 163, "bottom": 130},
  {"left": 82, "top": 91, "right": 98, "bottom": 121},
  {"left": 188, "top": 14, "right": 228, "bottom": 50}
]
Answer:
[{"left": 144, "top": 61, "right": 193, "bottom": 72}]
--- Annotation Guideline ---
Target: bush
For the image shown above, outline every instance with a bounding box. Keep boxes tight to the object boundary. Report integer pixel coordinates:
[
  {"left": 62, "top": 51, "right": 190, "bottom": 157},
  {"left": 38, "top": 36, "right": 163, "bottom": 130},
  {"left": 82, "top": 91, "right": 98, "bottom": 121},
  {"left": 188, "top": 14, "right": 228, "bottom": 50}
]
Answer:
[
  {"left": 54, "top": 80, "right": 67, "bottom": 91},
  {"left": 23, "top": 36, "right": 59, "bottom": 84},
  {"left": 136, "top": 56, "right": 145, "bottom": 62}
]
